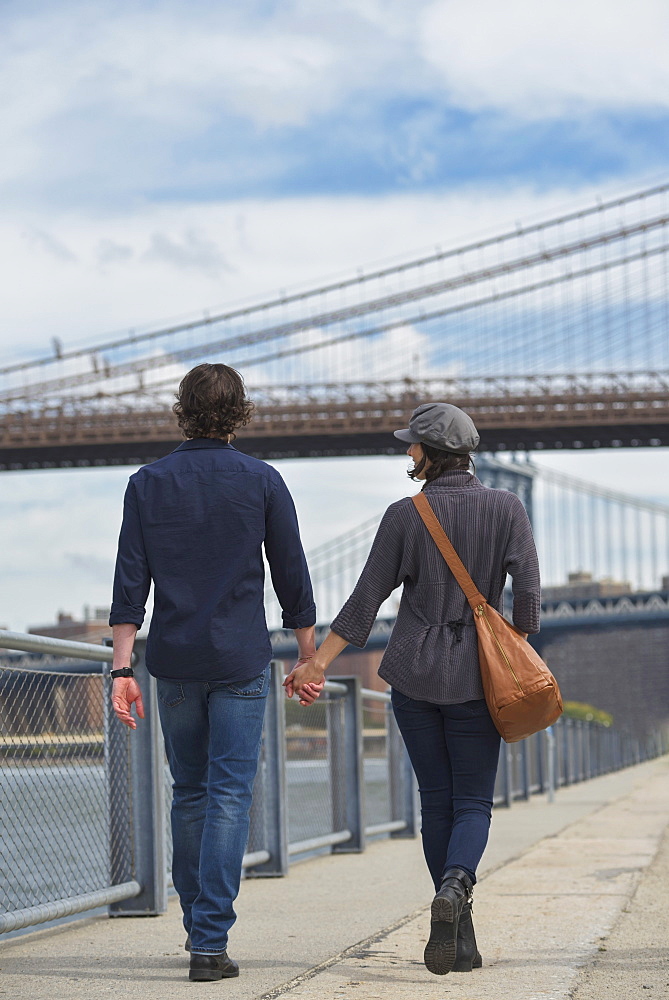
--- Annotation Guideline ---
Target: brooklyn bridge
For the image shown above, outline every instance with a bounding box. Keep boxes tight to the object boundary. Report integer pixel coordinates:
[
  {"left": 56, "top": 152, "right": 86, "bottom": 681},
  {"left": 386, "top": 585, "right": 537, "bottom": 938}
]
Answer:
[{"left": 2, "top": 182, "right": 669, "bottom": 468}]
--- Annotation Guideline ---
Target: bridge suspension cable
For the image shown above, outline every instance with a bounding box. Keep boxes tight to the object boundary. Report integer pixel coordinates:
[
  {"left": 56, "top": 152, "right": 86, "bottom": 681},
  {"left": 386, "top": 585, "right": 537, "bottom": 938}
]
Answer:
[
  {"left": 3, "top": 181, "right": 669, "bottom": 413},
  {"left": 4, "top": 180, "right": 669, "bottom": 379}
]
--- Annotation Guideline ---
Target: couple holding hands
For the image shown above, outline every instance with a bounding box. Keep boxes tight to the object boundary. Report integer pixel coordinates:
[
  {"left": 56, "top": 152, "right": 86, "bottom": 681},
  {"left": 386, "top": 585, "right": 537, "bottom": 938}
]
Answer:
[{"left": 110, "top": 362, "right": 540, "bottom": 982}]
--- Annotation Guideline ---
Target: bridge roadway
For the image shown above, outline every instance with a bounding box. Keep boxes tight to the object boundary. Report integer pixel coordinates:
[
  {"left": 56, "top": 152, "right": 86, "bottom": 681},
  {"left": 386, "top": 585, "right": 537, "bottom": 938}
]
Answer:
[
  {"left": 2, "top": 372, "right": 669, "bottom": 468},
  {"left": 1, "top": 754, "right": 667, "bottom": 999}
]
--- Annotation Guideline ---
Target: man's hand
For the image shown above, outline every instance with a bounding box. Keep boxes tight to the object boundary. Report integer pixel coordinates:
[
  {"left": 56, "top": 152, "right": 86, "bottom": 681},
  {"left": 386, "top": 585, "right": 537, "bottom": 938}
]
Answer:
[
  {"left": 283, "top": 659, "right": 325, "bottom": 706},
  {"left": 111, "top": 676, "right": 145, "bottom": 729}
]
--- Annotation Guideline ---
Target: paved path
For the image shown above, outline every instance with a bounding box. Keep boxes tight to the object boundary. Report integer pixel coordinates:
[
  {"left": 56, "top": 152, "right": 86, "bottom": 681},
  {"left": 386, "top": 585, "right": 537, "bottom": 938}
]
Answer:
[{"left": 1, "top": 756, "right": 668, "bottom": 999}]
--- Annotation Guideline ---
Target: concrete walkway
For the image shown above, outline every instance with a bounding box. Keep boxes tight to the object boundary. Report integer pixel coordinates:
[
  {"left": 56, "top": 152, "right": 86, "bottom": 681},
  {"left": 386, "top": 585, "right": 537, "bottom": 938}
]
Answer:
[{"left": 2, "top": 756, "right": 668, "bottom": 999}]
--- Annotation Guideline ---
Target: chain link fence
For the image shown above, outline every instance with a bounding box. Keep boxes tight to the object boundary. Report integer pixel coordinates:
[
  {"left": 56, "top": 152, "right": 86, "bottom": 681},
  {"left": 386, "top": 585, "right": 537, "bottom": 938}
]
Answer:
[{"left": 0, "top": 658, "right": 138, "bottom": 932}]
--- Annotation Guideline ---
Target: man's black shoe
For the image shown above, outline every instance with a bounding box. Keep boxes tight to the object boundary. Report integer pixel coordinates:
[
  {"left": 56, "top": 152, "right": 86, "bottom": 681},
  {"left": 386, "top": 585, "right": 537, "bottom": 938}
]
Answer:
[
  {"left": 189, "top": 951, "right": 239, "bottom": 982},
  {"left": 185, "top": 935, "right": 191, "bottom": 952}
]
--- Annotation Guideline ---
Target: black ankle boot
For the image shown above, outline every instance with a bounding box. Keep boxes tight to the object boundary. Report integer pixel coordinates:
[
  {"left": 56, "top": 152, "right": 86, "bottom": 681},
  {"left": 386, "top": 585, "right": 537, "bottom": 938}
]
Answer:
[
  {"left": 452, "top": 900, "right": 482, "bottom": 972},
  {"left": 189, "top": 951, "right": 239, "bottom": 982},
  {"left": 424, "top": 866, "right": 474, "bottom": 976}
]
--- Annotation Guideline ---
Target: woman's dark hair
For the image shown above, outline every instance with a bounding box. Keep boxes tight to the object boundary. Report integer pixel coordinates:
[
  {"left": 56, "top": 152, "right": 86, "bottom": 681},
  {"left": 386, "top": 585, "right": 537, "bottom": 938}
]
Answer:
[
  {"left": 408, "top": 443, "right": 474, "bottom": 483},
  {"left": 173, "top": 363, "right": 254, "bottom": 440}
]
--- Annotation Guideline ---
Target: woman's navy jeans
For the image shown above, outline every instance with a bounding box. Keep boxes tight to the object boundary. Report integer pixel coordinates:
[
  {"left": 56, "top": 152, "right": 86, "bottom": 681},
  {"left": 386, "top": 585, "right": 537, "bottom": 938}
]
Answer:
[
  {"left": 391, "top": 689, "right": 501, "bottom": 890},
  {"left": 157, "top": 667, "right": 269, "bottom": 955}
]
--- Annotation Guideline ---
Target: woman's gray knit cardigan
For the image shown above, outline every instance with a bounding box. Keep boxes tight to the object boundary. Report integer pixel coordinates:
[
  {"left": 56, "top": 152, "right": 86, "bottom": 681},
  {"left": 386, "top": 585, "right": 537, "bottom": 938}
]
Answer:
[{"left": 330, "top": 470, "right": 541, "bottom": 704}]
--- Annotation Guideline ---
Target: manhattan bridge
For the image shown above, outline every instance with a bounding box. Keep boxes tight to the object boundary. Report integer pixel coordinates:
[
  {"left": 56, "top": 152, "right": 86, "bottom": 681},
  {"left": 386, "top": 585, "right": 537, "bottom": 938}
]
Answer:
[{"left": 2, "top": 181, "right": 669, "bottom": 735}]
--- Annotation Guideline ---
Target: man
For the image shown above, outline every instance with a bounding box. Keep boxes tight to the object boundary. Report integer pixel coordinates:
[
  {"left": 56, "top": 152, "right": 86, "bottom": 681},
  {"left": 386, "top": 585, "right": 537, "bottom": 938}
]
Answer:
[{"left": 109, "top": 363, "right": 318, "bottom": 982}]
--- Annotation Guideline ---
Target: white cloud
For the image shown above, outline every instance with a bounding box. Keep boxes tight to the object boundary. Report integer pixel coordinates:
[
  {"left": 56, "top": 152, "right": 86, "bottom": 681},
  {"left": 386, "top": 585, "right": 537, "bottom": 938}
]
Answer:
[
  {"left": 421, "top": 0, "right": 669, "bottom": 117},
  {"left": 142, "top": 230, "right": 231, "bottom": 277},
  {"left": 95, "top": 239, "right": 134, "bottom": 268},
  {"left": 0, "top": 2, "right": 428, "bottom": 194},
  {"left": 2, "top": 1, "right": 667, "bottom": 213},
  {"left": 25, "top": 228, "right": 78, "bottom": 263}
]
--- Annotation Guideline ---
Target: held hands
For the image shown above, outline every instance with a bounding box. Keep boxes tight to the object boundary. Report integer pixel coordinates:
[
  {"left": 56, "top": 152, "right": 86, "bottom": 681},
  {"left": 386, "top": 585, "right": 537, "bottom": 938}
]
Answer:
[
  {"left": 111, "top": 676, "right": 145, "bottom": 729},
  {"left": 283, "top": 631, "right": 348, "bottom": 705},
  {"left": 283, "top": 656, "right": 325, "bottom": 706}
]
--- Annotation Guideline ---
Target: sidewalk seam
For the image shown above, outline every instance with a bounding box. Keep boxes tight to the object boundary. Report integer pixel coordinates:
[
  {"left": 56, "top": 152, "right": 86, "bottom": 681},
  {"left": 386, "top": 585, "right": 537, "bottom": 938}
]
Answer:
[{"left": 254, "top": 903, "right": 429, "bottom": 1000}]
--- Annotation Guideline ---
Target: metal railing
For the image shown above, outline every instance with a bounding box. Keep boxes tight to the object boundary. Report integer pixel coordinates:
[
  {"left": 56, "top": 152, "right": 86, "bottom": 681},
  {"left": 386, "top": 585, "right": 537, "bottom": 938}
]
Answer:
[
  {"left": 0, "top": 632, "right": 417, "bottom": 934},
  {"left": 1, "top": 628, "right": 666, "bottom": 937},
  {"left": 491, "top": 717, "right": 668, "bottom": 806}
]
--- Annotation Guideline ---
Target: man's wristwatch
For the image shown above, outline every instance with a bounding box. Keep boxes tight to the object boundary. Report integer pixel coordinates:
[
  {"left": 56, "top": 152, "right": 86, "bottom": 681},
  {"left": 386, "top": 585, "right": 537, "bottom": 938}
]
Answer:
[{"left": 110, "top": 667, "right": 134, "bottom": 679}]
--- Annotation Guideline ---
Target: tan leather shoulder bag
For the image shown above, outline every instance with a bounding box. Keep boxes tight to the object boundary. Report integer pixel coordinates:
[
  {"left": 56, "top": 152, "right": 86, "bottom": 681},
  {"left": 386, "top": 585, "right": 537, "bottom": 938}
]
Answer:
[{"left": 412, "top": 492, "right": 563, "bottom": 743}]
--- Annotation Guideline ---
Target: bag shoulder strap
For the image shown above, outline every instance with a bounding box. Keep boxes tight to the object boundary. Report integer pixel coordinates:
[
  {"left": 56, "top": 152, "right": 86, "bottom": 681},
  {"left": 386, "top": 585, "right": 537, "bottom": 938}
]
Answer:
[{"left": 412, "top": 492, "right": 487, "bottom": 610}]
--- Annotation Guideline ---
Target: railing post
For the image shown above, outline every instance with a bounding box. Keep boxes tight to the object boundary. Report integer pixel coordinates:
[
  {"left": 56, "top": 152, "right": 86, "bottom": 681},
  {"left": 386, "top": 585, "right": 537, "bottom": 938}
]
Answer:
[
  {"left": 107, "top": 639, "right": 167, "bottom": 916},
  {"left": 535, "top": 729, "right": 545, "bottom": 794},
  {"left": 574, "top": 719, "right": 587, "bottom": 781},
  {"left": 545, "top": 726, "right": 556, "bottom": 803},
  {"left": 583, "top": 721, "right": 592, "bottom": 779},
  {"left": 386, "top": 700, "right": 419, "bottom": 837},
  {"left": 552, "top": 718, "right": 561, "bottom": 788},
  {"left": 500, "top": 743, "right": 513, "bottom": 807},
  {"left": 246, "top": 661, "right": 288, "bottom": 877},
  {"left": 563, "top": 718, "right": 572, "bottom": 785},
  {"left": 329, "top": 677, "right": 365, "bottom": 853},
  {"left": 519, "top": 739, "right": 530, "bottom": 799}
]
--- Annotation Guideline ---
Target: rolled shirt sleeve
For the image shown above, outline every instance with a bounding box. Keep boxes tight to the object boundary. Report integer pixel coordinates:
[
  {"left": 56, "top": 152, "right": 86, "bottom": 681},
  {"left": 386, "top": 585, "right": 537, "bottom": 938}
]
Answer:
[
  {"left": 503, "top": 495, "right": 541, "bottom": 635},
  {"left": 330, "top": 505, "right": 405, "bottom": 647},
  {"left": 264, "top": 474, "right": 316, "bottom": 630},
  {"left": 109, "top": 480, "right": 151, "bottom": 627}
]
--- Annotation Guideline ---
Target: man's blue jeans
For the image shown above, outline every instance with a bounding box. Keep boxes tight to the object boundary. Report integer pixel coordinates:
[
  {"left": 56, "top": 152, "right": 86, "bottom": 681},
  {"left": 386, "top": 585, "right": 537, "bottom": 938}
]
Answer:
[
  {"left": 391, "top": 690, "right": 501, "bottom": 890},
  {"left": 157, "top": 667, "right": 270, "bottom": 954}
]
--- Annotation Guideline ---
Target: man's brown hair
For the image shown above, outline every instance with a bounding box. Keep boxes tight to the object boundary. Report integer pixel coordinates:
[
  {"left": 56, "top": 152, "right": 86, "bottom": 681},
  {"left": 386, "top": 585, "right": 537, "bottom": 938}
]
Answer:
[{"left": 173, "top": 363, "right": 254, "bottom": 440}]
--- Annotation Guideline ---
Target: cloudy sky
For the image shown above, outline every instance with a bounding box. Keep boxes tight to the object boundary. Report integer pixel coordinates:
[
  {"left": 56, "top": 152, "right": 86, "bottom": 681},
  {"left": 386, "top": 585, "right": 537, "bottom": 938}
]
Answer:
[{"left": 2, "top": 0, "right": 669, "bottom": 630}]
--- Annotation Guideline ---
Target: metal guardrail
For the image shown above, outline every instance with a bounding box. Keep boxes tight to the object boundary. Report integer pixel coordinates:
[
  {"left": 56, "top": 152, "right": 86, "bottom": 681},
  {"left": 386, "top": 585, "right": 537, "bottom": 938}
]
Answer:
[
  {"left": 1, "top": 628, "right": 667, "bottom": 938},
  {"left": 0, "top": 630, "right": 417, "bottom": 935}
]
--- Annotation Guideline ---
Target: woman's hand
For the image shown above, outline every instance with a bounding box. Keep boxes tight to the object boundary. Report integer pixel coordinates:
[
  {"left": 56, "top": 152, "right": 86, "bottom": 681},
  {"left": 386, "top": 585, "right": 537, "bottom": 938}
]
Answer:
[{"left": 284, "top": 657, "right": 326, "bottom": 705}]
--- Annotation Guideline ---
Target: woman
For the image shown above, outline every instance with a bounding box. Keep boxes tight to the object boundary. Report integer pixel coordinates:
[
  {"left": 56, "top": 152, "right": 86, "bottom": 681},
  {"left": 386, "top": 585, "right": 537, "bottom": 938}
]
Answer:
[{"left": 285, "top": 401, "right": 540, "bottom": 976}]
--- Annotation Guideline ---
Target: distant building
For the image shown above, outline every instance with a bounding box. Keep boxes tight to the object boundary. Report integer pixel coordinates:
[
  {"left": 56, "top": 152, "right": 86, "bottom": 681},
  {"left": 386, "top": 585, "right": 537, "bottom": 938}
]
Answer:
[
  {"left": 541, "top": 571, "right": 632, "bottom": 603},
  {"left": 28, "top": 606, "right": 111, "bottom": 644}
]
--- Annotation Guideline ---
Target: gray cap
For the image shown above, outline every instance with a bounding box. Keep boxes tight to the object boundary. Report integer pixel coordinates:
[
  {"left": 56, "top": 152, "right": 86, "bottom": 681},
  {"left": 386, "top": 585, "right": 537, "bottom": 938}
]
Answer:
[{"left": 394, "top": 402, "right": 480, "bottom": 453}]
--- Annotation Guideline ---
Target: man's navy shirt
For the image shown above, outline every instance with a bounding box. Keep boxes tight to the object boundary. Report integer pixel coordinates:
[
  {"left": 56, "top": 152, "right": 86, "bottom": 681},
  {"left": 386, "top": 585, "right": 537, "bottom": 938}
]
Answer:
[{"left": 109, "top": 438, "right": 316, "bottom": 682}]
